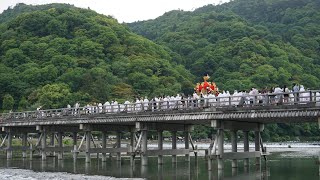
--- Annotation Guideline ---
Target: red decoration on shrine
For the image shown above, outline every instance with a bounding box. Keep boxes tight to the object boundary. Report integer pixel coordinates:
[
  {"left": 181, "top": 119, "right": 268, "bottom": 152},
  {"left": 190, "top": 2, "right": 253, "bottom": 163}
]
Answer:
[{"left": 194, "top": 74, "right": 219, "bottom": 96}]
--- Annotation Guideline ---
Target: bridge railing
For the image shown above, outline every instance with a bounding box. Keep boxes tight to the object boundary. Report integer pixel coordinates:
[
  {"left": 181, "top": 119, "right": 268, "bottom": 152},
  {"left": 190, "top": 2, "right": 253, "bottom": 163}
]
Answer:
[{"left": 0, "top": 90, "right": 319, "bottom": 122}]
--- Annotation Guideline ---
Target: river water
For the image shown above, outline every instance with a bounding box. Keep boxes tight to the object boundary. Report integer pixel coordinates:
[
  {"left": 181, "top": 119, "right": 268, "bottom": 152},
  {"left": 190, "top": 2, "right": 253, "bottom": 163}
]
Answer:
[{"left": 0, "top": 143, "right": 319, "bottom": 180}]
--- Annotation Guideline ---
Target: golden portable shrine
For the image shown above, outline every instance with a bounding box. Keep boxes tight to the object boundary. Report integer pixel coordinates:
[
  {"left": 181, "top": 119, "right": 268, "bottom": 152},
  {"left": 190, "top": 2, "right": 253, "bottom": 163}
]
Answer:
[{"left": 194, "top": 74, "right": 219, "bottom": 96}]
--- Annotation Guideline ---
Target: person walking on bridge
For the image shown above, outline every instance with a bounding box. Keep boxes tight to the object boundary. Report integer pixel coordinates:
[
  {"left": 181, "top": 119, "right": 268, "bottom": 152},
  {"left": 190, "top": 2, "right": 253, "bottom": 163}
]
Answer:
[{"left": 293, "top": 83, "right": 300, "bottom": 103}]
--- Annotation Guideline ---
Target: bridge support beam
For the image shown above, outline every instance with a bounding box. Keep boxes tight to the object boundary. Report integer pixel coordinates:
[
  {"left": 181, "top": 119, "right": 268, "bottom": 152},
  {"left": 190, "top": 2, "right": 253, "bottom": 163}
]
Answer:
[
  {"left": 217, "top": 126, "right": 224, "bottom": 170},
  {"left": 141, "top": 130, "right": 148, "bottom": 166},
  {"left": 101, "top": 131, "right": 107, "bottom": 162},
  {"left": 243, "top": 131, "right": 249, "bottom": 170},
  {"left": 7, "top": 130, "right": 12, "bottom": 159},
  {"left": 184, "top": 129, "right": 190, "bottom": 162},
  {"left": 41, "top": 128, "right": 47, "bottom": 161},
  {"left": 72, "top": 132, "right": 77, "bottom": 160},
  {"left": 130, "top": 130, "right": 135, "bottom": 165},
  {"left": 158, "top": 130, "right": 163, "bottom": 165},
  {"left": 231, "top": 130, "right": 238, "bottom": 169},
  {"left": 22, "top": 132, "right": 28, "bottom": 158},
  {"left": 50, "top": 133, "right": 55, "bottom": 156},
  {"left": 255, "top": 131, "right": 261, "bottom": 166},
  {"left": 58, "top": 132, "right": 63, "bottom": 160},
  {"left": 116, "top": 131, "right": 121, "bottom": 161},
  {"left": 172, "top": 131, "right": 177, "bottom": 163},
  {"left": 85, "top": 131, "right": 91, "bottom": 163}
]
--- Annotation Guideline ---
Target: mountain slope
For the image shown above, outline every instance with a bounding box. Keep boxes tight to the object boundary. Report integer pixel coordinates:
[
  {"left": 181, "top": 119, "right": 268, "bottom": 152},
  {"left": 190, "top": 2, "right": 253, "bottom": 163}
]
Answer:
[
  {"left": 129, "top": 0, "right": 320, "bottom": 91},
  {"left": 0, "top": 3, "right": 194, "bottom": 110}
]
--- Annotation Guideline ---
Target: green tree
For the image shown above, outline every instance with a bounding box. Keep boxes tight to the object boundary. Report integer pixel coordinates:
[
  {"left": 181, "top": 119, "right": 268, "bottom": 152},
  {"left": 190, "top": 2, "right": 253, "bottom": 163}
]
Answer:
[
  {"left": 35, "top": 83, "right": 71, "bottom": 109},
  {"left": 2, "top": 94, "right": 14, "bottom": 111},
  {"left": 111, "top": 83, "right": 136, "bottom": 101},
  {"left": 3, "top": 48, "right": 29, "bottom": 68},
  {"left": 18, "top": 96, "right": 29, "bottom": 110}
]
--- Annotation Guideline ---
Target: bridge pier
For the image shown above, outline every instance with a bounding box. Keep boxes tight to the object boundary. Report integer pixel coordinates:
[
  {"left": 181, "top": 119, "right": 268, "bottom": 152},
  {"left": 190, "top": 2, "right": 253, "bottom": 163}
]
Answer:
[
  {"left": 6, "top": 130, "right": 12, "bottom": 159},
  {"left": 217, "top": 127, "right": 224, "bottom": 170},
  {"left": 141, "top": 129, "right": 148, "bottom": 166},
  {"left": 41, "top": 128, "right": 47, "bottom": 161},
  {"left": 184, "top": 130, "right": 190, "bottom": 162},
  {"left": 72, "top": 132, "right": 77, "bottom": 160},
  {"left": 243, "top": 130, "right": 249, "bottom": 170},
  {"left": 50, "top": 133, "right": 55, "bottom": 156},
  {"left": 22, "top": 132, "right": 28, "bottom": 158},
  {"left": 255, "top": 131, "right": 261, "bottom": 166},
  {"left": 172, "top": 131, "right": 177, "bottom": 163},
  {"left": 116, "top": 131, "right": 122, "bottom": 161},
  {"left": 130, "top": 130, "right": 135, "bottom": 165},
  {"left": 85, "top": 131, "right": 91, "bottom": 163},
  {"left": 58, "top": 132, "right": 63, "bottom": 160},
  {"left": 101, "top": 131, "right": 107, "bottom": 162},
  {"left": 158, "top": 130, "right": 163, "bottom": 165},
  {"left": 231, "top": 130, "right": 238, "bottom": 169}
]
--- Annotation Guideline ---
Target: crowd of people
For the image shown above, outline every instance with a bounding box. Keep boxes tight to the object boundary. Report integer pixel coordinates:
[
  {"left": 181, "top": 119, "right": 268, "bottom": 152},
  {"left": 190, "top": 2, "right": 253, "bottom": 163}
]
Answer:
[{"left": 59, "top": 83, "right": 319, "bottom": 115}]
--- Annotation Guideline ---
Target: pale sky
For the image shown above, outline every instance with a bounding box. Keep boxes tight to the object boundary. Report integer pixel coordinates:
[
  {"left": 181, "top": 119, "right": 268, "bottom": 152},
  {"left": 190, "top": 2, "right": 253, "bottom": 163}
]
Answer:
[{"left": 0, "top": 0, "right": 229, "bottom": 23}]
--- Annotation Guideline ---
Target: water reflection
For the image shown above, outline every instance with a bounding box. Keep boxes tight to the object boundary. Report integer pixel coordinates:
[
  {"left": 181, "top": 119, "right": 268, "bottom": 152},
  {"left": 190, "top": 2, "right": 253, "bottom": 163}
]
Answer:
[
  {"left": 232, "top": 167, "right": 237, "bottom": 176},
  {"left": 58, "top": 159, "right": 64, "bottom": 170},
  {"left": 22, "top": 158, "right": 26, "bottom": 169},
  {"left": 117, "top": 160, "right": 122, "bottom": 177},
  {"left": 195, "top": 158, "right": 199, "bottom": 179},
  {"left": 157, "top": 165, "right": 163, "bottom": 180},
  {"left": 6, "top": 159, "right": 11, "bottom": 167},
  {"left": 140, "top": 165, "right": 147, "bottom": 178},
  {"left": 172, "top": 162, "right": 177, "bottom": 180},
  {"left": 41, "top": 160, "right": 46, "bottom": 171},
  {"left": 0, "top": 156, "right": 318, "bottom": 180},
  {"left": 218, "top": 169, "right": 224, "bottom": 180},
  {"left": 244, "top": 165, "right": 250, "bottom": 174},
  {"left": 73, "top": 160, "right": 77, "bottom": 173},
  {"left": 85, "top": 161, "right": 90, "bottom": 174}
]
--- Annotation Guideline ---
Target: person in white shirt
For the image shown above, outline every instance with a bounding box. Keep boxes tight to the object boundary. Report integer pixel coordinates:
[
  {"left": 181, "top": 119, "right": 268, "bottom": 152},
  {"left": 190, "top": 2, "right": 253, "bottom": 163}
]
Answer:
[
  {"left": 143, "top": 97, "right": 149, "bottom": 111},
  {"left": 98, "top": 103, "right": 103, "bottom": 113},
  {"left": 103, "top": 101, "right": 110, "bottom": 113},
  {"left": 74, "top": 102, "right": 80, "bottom": 115},
  {"left": 299, "top": 85, "right": 309, "bottom": 102},
  {"left": 192, "top": 92, "right": 199, "bottom": 107},
  {"left": 113, "top": 100, "right": 119, "bottom": 112},
  {"left": 124, "top": 100, "right": 131, "bottom": 112},
  {"left": 135, "top": 98, "right": 141, "bottom": 111},
  {"left": 208, "top": 93, "right": 215, "bottom": 106}
]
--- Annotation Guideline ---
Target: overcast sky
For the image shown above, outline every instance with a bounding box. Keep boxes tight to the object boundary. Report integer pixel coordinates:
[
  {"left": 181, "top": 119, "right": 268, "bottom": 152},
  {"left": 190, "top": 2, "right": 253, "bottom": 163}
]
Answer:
[{"left": 0, "top": 0, "right": 230, "bottom": 23}]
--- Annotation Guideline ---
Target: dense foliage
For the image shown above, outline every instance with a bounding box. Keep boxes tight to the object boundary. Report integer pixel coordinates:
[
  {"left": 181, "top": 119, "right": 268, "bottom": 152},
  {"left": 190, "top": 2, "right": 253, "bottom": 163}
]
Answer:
[
  {"left": 0, "top": 3, "right": 194, "bottom": 110},
  {"left": 129, "top": 0, "right": 320, "bottom": 91},
  {"left": 129, "top": 0, "right": 320, "bottom": 141}
]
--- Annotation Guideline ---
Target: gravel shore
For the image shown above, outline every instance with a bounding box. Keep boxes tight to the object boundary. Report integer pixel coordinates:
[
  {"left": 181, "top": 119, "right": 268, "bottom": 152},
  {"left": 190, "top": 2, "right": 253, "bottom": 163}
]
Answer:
[{"left": 0, "top": 169, "right": 144, "bottom": 180}]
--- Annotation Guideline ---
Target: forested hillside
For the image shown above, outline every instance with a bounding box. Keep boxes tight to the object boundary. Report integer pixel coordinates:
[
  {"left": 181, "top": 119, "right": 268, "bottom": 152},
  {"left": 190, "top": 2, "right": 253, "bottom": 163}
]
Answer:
[
  {"left": 129, "top": 0, "right": 320, "bottom": 141},
  {"left": 0, "top": 3, "right": 194, "bottom": 111},
  {"left": 129, "top": 0, "right": 320, "bottom": 91}
]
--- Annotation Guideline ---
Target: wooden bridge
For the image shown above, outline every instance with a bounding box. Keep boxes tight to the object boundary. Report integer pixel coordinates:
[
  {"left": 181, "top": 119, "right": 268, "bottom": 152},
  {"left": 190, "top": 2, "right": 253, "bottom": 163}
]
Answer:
[{"left": 0, "top": 90, "right": 319, "bottom": 172}]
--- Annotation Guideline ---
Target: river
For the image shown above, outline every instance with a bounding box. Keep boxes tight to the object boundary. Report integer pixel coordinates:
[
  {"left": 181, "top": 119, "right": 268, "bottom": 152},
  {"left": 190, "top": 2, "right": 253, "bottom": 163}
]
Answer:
[{"left": 0, "top": 143, "right": 319, "bottom": 179}]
